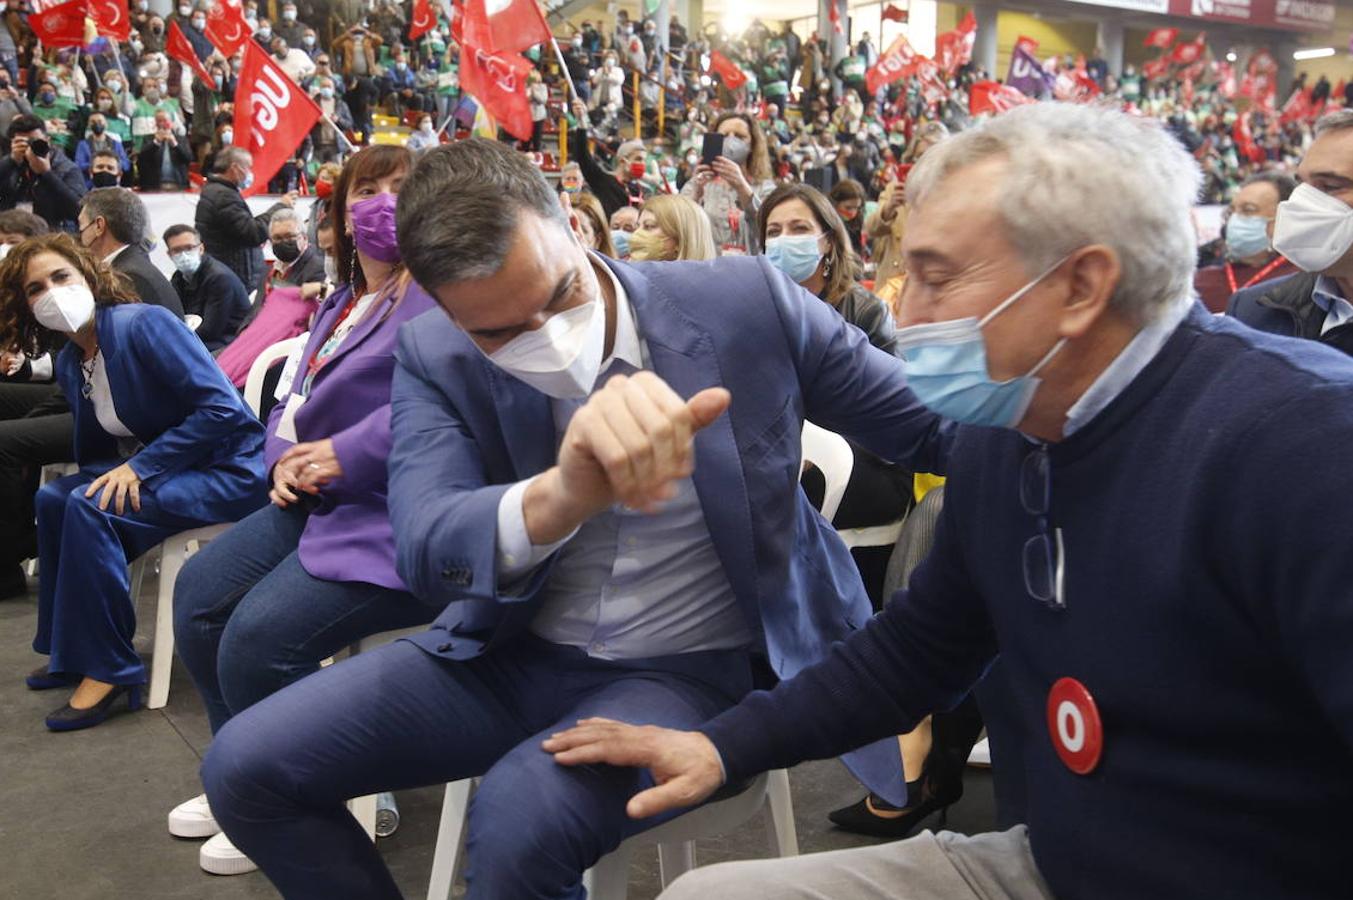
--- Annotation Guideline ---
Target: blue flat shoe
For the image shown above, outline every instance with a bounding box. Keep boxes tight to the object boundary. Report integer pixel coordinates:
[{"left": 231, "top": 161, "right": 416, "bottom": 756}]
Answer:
[
  {"left": 46, "top": 683, "right": 144, "bottom": 732},
  {"left": 26, "top": 665, "right": 78, "bottom": 691}
]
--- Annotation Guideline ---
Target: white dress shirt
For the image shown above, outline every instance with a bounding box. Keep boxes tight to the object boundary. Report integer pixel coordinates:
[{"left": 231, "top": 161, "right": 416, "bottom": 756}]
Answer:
[{"left": 1312, "top": 276, "right": 1353, "bottom": 336}]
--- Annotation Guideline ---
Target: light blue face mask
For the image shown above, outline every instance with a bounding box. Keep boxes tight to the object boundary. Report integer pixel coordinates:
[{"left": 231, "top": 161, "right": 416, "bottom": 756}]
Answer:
[
  {"left": 895, "top": 258, "right": 1069, "bottom": 429},
  {"left": 1224, "top": 213, "right": 1271, "bottom": 260},
  {"left": 765, "top": 233, "right": 824, "bottom": 283},
  {"left": 610, "top": 229, "right": 631, "bottom": 258}
]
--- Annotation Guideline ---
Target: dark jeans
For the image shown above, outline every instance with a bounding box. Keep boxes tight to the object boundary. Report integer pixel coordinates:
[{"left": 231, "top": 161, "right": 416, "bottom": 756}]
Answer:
[
  {"left": 173, "top": 499, "right": 447, "bottom": 735},
  {"left": 202, "top": 635, "right": 752, "bottom": 899},
  {"left": 0, "top": 382, "right": 74, "bottom": 569}
]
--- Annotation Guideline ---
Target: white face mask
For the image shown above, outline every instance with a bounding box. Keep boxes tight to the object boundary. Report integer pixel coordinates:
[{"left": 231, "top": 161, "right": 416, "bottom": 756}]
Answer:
[
  {"left": 482, "top": 290, "right": 606, "bottom": 400},
  {"left": 32, "top": 283, "right": 96, "bottom": 334},
  {"left": 1272, "top": 182, "right": 1353, "bottom": 273},
  {"left": 323, "top": 255, "right": 338, "bottom": 283}
]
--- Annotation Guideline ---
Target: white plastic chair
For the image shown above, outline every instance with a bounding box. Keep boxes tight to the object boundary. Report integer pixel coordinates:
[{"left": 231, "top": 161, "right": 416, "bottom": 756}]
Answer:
[
  {"left": 800, "top": 422, "right": 853, "bottom": 523},
  {"left": 426, "top": 769, "right": 798, "bottom": 900},
  {"left": 243, "top": 335, "right": 308, "bottom": 418}
]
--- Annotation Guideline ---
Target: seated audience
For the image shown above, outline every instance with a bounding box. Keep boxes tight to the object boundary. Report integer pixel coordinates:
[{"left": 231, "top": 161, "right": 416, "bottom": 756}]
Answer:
[
  {"left": 544, "top": 102, "right": 1353, "bottom": 900},
  {"left": 170, "top": 146, "right": 441, "bottom": 876},
  {"left": 1194, "top": 171, "right": 1297, "bottom": 312},
  {"left": 76, "top": 188, "right": 184, "bottom": 318},
  {"left": 74, "top": 114, "right": 131, "bottom": 187},
  {"left": 628, "top": 193, "right": 716, "bottom": 262},
  {"left": 0, "top": 234, "right": 266, "bottom": 731},
  {"left": 196, "top": 137, "right": 950, "bottom": 898},
  {"left": 163, "top": 225, "right": 250, "bottom": 352}
]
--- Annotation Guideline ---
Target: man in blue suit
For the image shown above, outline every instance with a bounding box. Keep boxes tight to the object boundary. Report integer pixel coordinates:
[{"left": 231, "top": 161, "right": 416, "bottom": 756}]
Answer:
[{"left": 201, "top": 138, "right": 948, "bottom": 899}]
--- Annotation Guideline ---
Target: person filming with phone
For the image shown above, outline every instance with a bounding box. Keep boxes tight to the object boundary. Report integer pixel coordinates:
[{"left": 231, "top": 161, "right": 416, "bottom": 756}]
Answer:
[{"left": 0, "top": 115, "right": 87, "bottom": 233}]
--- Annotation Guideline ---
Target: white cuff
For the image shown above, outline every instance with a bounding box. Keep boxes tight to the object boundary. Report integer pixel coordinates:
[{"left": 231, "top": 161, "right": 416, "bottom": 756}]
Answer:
[
  {"left": 496, "top": 475, "right": 577, "bottom": 582},
  {"left": 29, "top": 353, "right": 53, "bottom": 381}
]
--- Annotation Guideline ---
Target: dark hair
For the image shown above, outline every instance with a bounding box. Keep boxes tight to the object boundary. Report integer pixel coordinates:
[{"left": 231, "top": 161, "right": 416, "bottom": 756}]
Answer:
[
  {"left": 80, "top": 188, "right": 148, "bottom": 247},
  {"left": 711, "top": 111, "right": 772, "bottom": 183},
  {"left": 0, "top": 209, "right": 49, "bottom": 238},
  {"left": 829, "top": 178, "right": 866, "bottom": 205},
  {"left": 396, "top": 137, "right": 567, "bottom": 290},
  {"left": 163, "top": 223, "right": 199, "bottom": 244},
  {"left": 91, "top": 148, "right": 122, "bottom": 166},
  {"left": 1240, "top": 171, "right": 1297, "bottom": 203},
  {"left": 0, "top": 234, "right": 138, "bottom": 356},
  {"left": 331, "top": 144, "right": 414, "bottom": 289},
  {"left": 757, "top": 182, "right": 860, "bottom": 303},
  {"left": 7, "top": 115, "right": 43, "bottom": 139}
]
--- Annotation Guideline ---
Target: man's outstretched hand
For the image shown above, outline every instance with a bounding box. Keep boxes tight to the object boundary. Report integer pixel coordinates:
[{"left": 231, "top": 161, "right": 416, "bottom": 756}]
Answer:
[{"left": 543, "top": 718, "right": 726, "bottom": 819}]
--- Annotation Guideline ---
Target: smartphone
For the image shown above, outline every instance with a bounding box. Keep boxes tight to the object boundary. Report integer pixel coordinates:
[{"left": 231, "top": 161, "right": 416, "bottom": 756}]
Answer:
[{"left": 701, "top": 132, "right": 724, "bottom": 166}]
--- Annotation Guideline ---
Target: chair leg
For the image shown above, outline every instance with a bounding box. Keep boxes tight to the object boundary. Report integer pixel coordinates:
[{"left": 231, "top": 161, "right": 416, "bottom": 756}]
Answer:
[
  {"left": 657, "top": 840, "right": 696, "bottom": 887},
  {"left": 348, "top": 794, "right": 378, "bottom": 841},
  {"left": 584, "top": 844, "right": 632, "bottom": 900},
  {"left": 426, "top": 779, "right": 476, "bottom": 900},
  {"left": 763, "top": 769, "right": 799, "bottom": 857},
  {"left": 147, "top": 542, "right": 182, "bottom": 711}
]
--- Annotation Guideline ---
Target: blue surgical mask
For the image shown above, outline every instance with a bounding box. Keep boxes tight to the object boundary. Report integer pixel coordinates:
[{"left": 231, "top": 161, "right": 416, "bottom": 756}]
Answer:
[
  {"left": 765, "top": 234, "right": 824, "bottom": 284},
  {"left": 610, "top": 229, "right": 631, "bottom": 258},
  {"left": 1224, "top": 213, "right": 1271, "bottom": 260},
  {"left": 240, "top": 170, "right": 254, "bottom": 190},
  {"left": 895, "top": 258, "right": 1069, "bottom": 429},
  {"left": 171, "top": 249, "right": 202, "bottom": 275}
]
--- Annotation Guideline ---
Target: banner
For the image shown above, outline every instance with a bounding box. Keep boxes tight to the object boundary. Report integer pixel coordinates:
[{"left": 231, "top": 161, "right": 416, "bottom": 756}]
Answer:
[
  {"left": 409, "top": 0, "right": 437, "bottom": 41},
  {"left": 934, "top": 12, "right": 976, "bottom": 77},
  {"left": 970, "top": 81, "right": 1035, "bottom": 115},
  {"left": 1006, "top": 46, "right": 1054, "bottom": 98},
  {"left": 1142, "top": 55, "right": 1171, "bottom": 80},
  {"left": 1170, "top": 33, "right": 1207, "bottom": 64},
  {"left": 232, "top": 41, "right": 322, "bottom": 196},
  {"left": 708, "top": 49, "right": 748, "bottom": 90},
  {"left": 865, "top": 33, "right": 920, "bottom": 94},
  {"left": 1165, "top": 0, "right": 1333, "bottom": 32},
  {"left": 206, "top": 0, "right": 251, "bottom": 57},
  {"left": 29, "top": 0, "right": 87, "bottom": 48},
  {"left": 168, "top": 20, "right": 214, "bottom": 83},
  {"left": 1144, "top": 27, "right": 1178, "bottom": 48},
  {"left": 90, "top": 0, "right": 131, "bottom": 41}
]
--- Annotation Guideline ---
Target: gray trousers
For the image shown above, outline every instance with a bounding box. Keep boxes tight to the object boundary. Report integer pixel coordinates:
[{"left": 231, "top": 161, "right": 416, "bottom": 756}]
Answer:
[{"left": 658, "top": 827, "right": 1056, "bottom": 900}]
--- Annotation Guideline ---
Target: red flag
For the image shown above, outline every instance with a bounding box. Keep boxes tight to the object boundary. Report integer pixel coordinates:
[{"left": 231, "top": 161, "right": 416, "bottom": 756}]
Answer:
[
  {"left": 1281, "top": 88, "right": 1316, "bottom": 123},
  {"left": 1233, "top": 113, "right": 1265, "bottom": 164},
  {"left": 1144, "top": 28, "right": 1178, "bottom": 49},
  {"left": 913, "top": 58, "right": 950, "bottom": 106},
  {"left": 708, "top": 50, "right": 748, "bottom": 90},
  {"left": 461, "top": 0, "right": 550, "bottom": 55},
  {"left": 206, "top": 0, "right": 251, "bottom": 57},
  {"left": 167, "top": 20, "right": 214, "bottom": 84},
  {"left": 409, "top": 0, "right": 437, "bottom": 41},
  {"left": 865, "top": 33, "right": 919, "bottom": 95},
  {"left": 1142, "top": 55, "right": 1171, "bottom": 81},
  {"left": 969, "top": 80, "right": 1034, "bottom": 116},
  {"left": 881, "top": 4, "right": 908, "bottom": 23},
  {"left": 90, "top": 0, "right": 131, "bottom": 41},
  {"left": 29, "top": 0, "right": 87, "bottom": 48},
  {"left": 458, "top": 0, "right": 535, "bottom": 139},
  {"left": 934, "top": 12, "right": 975, "bottom": 77},
  {"left": 1014, "top": 35, "right": 1039, "bottom": 57},
  {"left": 1171, "top": 33, "right": 1206, "bottom": 66},
  {"left": 232, "top": 41, "right": 322, "bottom": 196},
  {"left": 827, "top": 0, "right": 843, "bottom": 35}
]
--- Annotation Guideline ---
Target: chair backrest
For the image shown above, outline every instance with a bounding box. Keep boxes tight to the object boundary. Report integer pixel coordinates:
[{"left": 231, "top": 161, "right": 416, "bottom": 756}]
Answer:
[
  {"left": 242, "top": 335, "right": 308, "bottom": 418},
  {"left": 800, "top": 421, "right": 854, "bottom": 524},
  {"left": 882, "top": 485, "right": 946, "bottom": 600}
]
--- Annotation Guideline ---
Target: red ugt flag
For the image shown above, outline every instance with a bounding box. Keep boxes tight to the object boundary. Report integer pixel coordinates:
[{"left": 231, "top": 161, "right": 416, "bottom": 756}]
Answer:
[
  {"left": 462, "top": 0, "right": 551, "bottom": 55},
  {"left": 30, "top": 0, "right": 87, "bottom": 48},
  {"left": 969, "top": 80, "right": 1034, "bottom": 116},
  {"left": 934, "top": 11, "right": 976, "bottom": 77},
  {"left": 90, "top": 0, "right": 131, "bottom": 41},
  {"left": 409, "top": 0, "right": 437, "bottom": 41},
  {"left": 708, "top": 50, "right": 748, "bottom": 90},
  {"left": 881, "top": 4, "right": 908, "bottom": 23},
  {"left": 1171, "top": 33, "right": 1206, "bottom": 65},
  {"left": 207, "top": 0, "right": 252, "bottom": 57},
  {"left": 865, "top": 33, "right": 919, "bottom": 95},
  {"left": 1144, "top": 27, "right": 1178, "bottom": 49},
  {"left": 233, "top": 41, "right": 322, "bottom": 196},
  {"left": 458, "top": 0, "right": 537, "bottom": 140},
  {"left": 168, "top": 21, "right": 215, "bottom": 83}
]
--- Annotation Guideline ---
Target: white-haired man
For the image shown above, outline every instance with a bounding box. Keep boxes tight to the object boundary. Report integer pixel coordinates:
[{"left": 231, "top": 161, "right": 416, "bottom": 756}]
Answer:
[{"left": 546, "top": 103, "right": 1353, "bottom": 899}]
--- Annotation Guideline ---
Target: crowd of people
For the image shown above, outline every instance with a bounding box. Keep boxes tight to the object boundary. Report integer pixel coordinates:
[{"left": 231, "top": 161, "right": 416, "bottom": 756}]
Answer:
[{"left": 1, "top": 2, "right": 1352, "bottom": 899}]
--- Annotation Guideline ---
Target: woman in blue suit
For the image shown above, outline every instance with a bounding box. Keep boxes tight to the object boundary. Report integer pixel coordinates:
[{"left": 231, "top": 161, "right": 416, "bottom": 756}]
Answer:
[{"left": 0, "top": 234, "right": 269, "bottom": 731}]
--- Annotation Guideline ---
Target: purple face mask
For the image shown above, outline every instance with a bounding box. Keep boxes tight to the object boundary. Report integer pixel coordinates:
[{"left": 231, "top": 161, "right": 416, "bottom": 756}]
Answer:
[{"left": 349, "top": 192, "right": 401, "bottom": 263}]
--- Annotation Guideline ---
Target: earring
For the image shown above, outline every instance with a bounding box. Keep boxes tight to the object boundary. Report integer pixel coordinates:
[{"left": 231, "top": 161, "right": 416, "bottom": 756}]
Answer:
[
  {"left": 349, "top": 244, "right": 358, "bottom": 288},
  {"left": 823, "top": 254, "right": 832, "bottom": 280}
]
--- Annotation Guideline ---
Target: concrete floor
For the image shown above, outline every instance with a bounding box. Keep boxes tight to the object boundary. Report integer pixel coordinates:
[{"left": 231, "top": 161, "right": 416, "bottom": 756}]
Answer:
[{"left": 0, "top": 575, "right": 997, "bottom": 900}]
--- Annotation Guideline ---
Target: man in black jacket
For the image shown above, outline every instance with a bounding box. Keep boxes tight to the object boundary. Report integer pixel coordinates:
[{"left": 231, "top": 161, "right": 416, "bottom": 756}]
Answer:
[
  {"left": 195, "top": 146, "right": 293, "bottom": 296},
  {"left": 264, "top": 207, "right": 326, "bottom": 293},
  {"left": 0, "top": 115, "right": 86, "bottom": 232},
  {"left": 164, "top": 224, "right": 251, "bottom": 351},
  {"left": 77, "top": 188, "right": 184, "bottom": 318}
]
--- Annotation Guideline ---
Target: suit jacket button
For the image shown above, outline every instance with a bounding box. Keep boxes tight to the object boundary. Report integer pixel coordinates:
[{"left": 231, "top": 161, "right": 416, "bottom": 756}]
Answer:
[
  {"left": 441, "top": 568, "right": 453, "bottom": 579},
  {"left": 436, "top": 642, "right": 451, "bottom": 653}
]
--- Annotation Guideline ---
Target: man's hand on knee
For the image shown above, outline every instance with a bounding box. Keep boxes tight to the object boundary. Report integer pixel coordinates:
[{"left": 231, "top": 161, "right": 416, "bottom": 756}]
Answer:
[{"left": 543, "top": 717, "right": 726, "bottom": 819}]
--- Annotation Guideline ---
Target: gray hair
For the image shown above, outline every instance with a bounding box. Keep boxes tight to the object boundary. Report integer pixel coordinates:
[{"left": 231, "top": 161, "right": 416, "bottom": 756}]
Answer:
[
  {"left": 80, "top": 188, "right": 148, "bottom": 247},
  {"left": 906, "top": 103, "right": 1201, "bottom": 324},
  {"left": 214, "top": 146, "right": 251, "bottom": 174},
  {"left": 395, "top": 137, "right": 568, "bottom": 289},
  {"left": 268, "top": 207, "right": 304, "bottom": 233},
  {"left": 1314, "top": 109, "right": 1353, "bottom": 137}
]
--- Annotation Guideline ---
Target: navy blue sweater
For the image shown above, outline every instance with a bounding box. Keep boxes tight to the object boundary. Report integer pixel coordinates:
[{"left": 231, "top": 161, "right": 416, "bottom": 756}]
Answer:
[{"left": 704, "top": 306, "right": 1353, "bottom": 899}]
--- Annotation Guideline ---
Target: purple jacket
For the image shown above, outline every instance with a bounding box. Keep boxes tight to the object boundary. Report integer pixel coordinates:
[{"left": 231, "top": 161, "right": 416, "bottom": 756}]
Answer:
[{"left": 265, "top": 278, "right": 437, "bottom": 589}]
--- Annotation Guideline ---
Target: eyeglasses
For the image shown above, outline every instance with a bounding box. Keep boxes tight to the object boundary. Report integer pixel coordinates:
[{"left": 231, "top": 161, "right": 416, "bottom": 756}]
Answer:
[{"left": 1019, "top": 445, "right": 1066, "bottom": 611}]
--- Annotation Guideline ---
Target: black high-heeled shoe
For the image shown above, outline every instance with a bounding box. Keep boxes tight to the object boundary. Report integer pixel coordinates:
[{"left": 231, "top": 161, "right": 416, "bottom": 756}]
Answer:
[
  {"left": 828, "top": 772, "right": 963, "bottom": 839},
  {"left": 45, "top": 683, "right": 144, "bottom": 732}
]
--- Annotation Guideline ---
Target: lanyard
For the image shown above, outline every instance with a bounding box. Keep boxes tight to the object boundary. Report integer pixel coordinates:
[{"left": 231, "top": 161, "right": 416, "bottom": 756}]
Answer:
[{"left": 1225, "top": 256, "right": 1287, "bottom": 295}]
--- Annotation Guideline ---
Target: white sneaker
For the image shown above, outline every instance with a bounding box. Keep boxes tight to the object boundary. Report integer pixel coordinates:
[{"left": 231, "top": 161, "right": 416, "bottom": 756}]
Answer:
[
  {"left": 168, "top": 793, "right": 221, "bottom": 839},
  {"left": 200, "top": 831, "right": 258, "bottom": 876},
  {"left": 967, "top": 737, "right": 992, "bottom": 768}
]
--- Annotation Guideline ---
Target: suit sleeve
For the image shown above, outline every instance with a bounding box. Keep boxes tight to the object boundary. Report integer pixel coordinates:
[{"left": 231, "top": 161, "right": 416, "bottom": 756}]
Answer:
[
  {"left": 196, "top": 268, "right": 248, "bottom": 349},
  {"left": 759, "top": 257, "right": 952, "bottom": 475},
  {"left": 702, "top": 476, "right": 997, "bottom": 780},
  {"left": 215, "top": 193, "right": 273, "bottom": 246},
  {"left": 570, "top": 128, "right": 627, "bottom": 220},
  {"left": 125, "top": 308, "right": 256, "bottom": 486}
]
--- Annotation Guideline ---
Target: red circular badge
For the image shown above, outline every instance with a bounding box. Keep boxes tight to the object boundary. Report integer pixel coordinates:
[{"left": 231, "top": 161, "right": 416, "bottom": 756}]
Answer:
[{"left": 1046, "top": 677, "right": 1104, "bottom": 775}]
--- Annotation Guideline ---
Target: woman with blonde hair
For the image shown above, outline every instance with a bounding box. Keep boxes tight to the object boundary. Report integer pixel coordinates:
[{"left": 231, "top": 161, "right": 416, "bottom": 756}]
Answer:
[
  {"left": 867, "top": 120, "right": 949, "bottom": 303},
  {"left": 567, "top": 191, "right": 617, "bottom": 258},
  {"left": 627, "top": 193, "right": 716, "bottom": 262},
  {"left": 681, "top": 111, "right": 776, "bottom": 254}
]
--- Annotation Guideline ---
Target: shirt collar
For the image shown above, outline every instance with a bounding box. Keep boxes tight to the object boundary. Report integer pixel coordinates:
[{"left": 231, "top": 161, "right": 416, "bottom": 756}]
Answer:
[
  {"left": 1062, "top": 294, "right": 1193, "bottom": 438},
  {"left": 102, "top": 244, "right": 128, "bottom": 265},
  {"left": 1312, "top": 274, "right": 1347, "bottom": 312},
  {"left": 591, "top": 252, "right": 644, "bottom": 373}
]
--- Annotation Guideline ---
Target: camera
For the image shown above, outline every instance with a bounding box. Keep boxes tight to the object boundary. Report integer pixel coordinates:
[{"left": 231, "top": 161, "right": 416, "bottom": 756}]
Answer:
[{"left": 27, "top": 138, "right": 50, "bottom": 159}]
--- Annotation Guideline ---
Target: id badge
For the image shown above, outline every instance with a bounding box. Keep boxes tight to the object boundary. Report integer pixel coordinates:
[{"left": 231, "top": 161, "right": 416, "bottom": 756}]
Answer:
[
  {"left": 273, "top": 331, "right": 310, "bottom": 402},
  {"left": 275, "top": 393, "right": 306, "bottom": 443}
]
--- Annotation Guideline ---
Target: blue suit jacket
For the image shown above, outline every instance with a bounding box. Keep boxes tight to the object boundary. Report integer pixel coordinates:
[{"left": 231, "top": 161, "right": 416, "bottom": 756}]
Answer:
[
  {"left": 57, "top": 304, "right": 269, "bottom": 523},
  {"left": 388, "top": 257, "right": 950, "bottom": 799}
]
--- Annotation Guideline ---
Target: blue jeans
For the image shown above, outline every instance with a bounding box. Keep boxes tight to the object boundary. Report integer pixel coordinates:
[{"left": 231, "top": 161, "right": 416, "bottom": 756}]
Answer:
[
  {"left": 201, "top": 635, "right": 752, "bottom": 899},
  {"left": 173, "top": 500, "right": 445, "bottom": 735}
]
